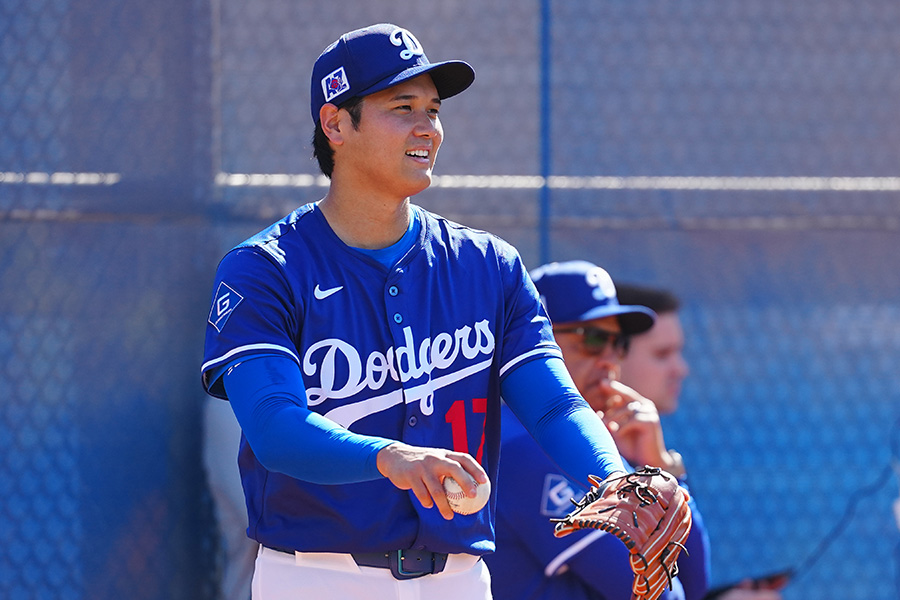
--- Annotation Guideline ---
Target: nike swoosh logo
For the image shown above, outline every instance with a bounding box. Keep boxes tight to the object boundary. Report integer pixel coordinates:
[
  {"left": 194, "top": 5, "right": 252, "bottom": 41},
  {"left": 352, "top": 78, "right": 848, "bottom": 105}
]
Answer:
[{"left": 314, "top": 284, "right": 344, "bottom": 300}]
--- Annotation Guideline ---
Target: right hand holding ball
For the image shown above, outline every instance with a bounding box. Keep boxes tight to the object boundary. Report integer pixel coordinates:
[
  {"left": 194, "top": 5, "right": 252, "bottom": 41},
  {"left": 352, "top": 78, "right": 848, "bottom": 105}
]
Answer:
[{"left": 442, "top": 476, "right": 490, "bottom": 515}]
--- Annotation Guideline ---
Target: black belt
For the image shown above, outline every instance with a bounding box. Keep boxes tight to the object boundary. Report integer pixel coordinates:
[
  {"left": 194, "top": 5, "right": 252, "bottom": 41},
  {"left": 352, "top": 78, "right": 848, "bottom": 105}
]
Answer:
[{"left": 264, "top": 546, "right": 449, "bottom": 580}]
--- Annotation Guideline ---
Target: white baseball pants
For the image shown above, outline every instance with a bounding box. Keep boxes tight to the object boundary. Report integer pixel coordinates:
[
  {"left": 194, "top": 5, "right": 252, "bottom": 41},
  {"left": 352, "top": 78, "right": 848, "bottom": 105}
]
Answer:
[{"left": 252, "top": 546, "right": 492, "bottom": 599}]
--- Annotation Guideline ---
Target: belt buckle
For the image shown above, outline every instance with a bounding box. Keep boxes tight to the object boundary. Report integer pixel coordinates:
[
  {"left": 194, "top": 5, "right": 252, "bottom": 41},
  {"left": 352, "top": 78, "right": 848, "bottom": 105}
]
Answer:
[{"left": 389, "top": 550, "right": 432, "bottom": 580}]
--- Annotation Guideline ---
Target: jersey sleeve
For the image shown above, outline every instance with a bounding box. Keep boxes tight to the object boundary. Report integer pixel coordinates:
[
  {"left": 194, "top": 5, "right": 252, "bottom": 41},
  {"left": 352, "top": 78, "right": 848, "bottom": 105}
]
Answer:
[
  {"left": 202, "top": 247, "right": 302, "bottom": 398},
  {"left": 223, "top": 355, "right": 394, "bottom": 483},
  {"left": 501, "top": 356, "right": 625, "bottom": 486},
  {"left": 496, "top": 247, "right": 562, "bottom": 378}
]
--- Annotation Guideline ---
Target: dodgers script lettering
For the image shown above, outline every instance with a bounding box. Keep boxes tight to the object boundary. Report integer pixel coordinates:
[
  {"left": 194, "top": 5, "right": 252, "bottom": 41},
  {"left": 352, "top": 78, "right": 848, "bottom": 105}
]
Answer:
[{"left": 303, "top": 320, "right": 495, "bottom": 406}]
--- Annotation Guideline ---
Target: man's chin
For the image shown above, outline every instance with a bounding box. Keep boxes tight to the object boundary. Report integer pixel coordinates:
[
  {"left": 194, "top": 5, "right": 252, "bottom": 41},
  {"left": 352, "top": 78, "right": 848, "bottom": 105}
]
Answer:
[
  {"left": 404, "top": 172, "right": 433, "bottom": 196},
  {"left": 657, "top": 396, "right": 679, "bottom": 415},
  {"left": 584, "top": 392, "right": 608, "bottom": 413}
]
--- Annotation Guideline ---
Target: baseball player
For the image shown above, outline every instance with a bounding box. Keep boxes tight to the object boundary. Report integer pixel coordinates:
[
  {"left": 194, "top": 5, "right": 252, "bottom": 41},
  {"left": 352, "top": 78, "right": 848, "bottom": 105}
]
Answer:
[
  {"left": 201, "top": 24, "right": 632, "bottom": 599},
  {"left": 485, "top": 261, "right": 711, "bottom": 600}
]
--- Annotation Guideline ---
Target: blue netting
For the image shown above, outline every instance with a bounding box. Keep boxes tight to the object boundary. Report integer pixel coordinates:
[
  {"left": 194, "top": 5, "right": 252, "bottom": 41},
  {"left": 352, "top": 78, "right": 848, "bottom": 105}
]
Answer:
[{"left": 2, "top": 1, "right": 899, "bottom": 598}]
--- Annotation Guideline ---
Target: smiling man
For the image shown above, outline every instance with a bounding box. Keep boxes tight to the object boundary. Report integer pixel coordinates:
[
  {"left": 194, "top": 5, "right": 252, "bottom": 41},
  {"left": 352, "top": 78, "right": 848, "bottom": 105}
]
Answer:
[{"left": 200, "top": 24, "right": 645, "bottom": 600}]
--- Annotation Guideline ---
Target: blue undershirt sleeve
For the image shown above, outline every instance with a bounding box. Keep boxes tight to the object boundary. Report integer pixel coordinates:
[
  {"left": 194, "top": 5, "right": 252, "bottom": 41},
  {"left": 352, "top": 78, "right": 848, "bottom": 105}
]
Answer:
[
  {"left": 501, "top": 356, "right": 625, "bottom": 488},
  {"left": 222, "top": 354, "right": 395, "bottom": 484}
]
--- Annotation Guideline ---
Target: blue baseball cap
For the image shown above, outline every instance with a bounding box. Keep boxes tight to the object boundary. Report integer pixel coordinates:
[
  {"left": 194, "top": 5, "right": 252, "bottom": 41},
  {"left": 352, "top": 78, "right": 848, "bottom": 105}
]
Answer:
[
  {"left": 311, "top": 23, "right": 476, "bottom": 123},
  {"left": 530, "top": 260, "right": 656, "bottom": 335}
]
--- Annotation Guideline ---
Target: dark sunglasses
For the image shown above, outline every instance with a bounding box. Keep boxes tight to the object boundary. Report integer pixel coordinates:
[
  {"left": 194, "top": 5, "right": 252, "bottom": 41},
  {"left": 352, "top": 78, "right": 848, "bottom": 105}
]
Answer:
[{"left": 555, "top": 326, "right": 629, "bottom": 357}]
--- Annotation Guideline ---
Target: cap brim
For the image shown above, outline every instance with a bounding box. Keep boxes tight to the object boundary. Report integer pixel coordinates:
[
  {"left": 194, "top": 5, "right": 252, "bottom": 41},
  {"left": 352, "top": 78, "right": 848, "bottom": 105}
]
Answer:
[
  {"left": 358, "top": 60, "right": 475, "bottom": 101},
  {"left": 578, "top": 304, "right": 657, "bottom": 336},
  {"left": 426, "top": 60, "right": 476, "bottom": 99}
]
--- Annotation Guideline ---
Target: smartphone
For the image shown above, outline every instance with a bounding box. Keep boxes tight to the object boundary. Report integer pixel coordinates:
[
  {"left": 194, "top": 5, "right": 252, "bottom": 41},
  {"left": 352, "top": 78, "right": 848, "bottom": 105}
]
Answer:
[
  {"left": 750, "top": 569, "right": 793, "bottom": 590},
  {"left": 703, "top": 569, "right": 793, "bottom": 599}
]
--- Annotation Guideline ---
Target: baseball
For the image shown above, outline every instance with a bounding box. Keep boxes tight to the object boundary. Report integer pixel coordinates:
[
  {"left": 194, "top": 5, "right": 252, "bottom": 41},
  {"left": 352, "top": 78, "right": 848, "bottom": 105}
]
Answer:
[{"left": 443, "top": 476, "right": 490, "bottom": 515}]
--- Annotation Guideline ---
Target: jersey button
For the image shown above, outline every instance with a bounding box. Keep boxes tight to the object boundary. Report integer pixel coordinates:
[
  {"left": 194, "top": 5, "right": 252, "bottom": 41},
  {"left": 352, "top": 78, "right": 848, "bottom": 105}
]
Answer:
[
  {"left": 393, "top": 313, "right": 403, "bottom": 324},
  {"left": 408, "top": 416, "right": 417, "bottom": 427},
  {"left": 388, "top": 285, "right": 399, "bottom": 297}
]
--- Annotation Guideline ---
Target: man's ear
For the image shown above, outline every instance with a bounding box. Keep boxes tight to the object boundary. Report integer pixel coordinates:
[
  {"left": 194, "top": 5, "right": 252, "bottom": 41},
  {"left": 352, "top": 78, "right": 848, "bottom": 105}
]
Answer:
[{"left": 319, "top": 103, "right": 345, "bottom": 145}]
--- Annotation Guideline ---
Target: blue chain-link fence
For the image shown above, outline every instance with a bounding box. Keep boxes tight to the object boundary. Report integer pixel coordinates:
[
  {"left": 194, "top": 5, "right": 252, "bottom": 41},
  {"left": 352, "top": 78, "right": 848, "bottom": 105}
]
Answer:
[{"left": 2, "top": 1, "right": 899, "bottom": 598}]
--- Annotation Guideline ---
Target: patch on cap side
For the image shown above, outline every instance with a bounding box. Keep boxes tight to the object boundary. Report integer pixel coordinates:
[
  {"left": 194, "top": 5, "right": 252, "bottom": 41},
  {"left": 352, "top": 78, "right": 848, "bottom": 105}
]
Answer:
[{"left": 322, "top": 66, "right": 350, "bottom": 103}]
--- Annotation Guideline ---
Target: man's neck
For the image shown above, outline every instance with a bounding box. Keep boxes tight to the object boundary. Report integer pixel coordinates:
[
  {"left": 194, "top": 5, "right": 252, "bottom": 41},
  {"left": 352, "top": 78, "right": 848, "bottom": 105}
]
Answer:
[{"left": 317, "top": 190, "right": 412, "bottom": 250}]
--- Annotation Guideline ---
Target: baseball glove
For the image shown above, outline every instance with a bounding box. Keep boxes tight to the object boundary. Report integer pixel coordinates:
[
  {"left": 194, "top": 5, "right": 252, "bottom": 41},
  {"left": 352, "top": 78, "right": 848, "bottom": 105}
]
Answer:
[{"left": 551, "top": 466, "right": 692, "bottom": 600}]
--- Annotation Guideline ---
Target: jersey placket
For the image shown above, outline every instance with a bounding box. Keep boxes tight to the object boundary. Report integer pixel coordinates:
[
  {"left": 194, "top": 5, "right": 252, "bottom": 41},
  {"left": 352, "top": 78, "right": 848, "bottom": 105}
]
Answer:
[{"left": 383, "top": 268, "right": 424, "bottom": 443}]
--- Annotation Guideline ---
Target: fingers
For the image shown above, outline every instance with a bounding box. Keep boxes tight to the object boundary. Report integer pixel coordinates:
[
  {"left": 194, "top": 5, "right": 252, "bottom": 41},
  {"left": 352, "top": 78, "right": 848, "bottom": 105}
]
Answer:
[
  {"left": 408, "top": 477, "right": 436, "bottom": 509},
  {"left": 607, "top": 379, "right": 634, "bottom": 395},
  {"left": 603, "top": 395, "right": 671, "bottom": 468},
  {"left": 597, "top": 392, "right": 628, "bottom": 432},
  {"left": 596, "top": 381, "right": 623, "bottom": 412},
  {"left": 376, "top": 443, "right": 487, "bottom": 520},
  {"left": 454, "top": 450, "right": 489, "bottom": 485},
  {"left": 606, "top": 382, "right": 658, "bottom": 418},
  {"left": 603, "top": 401, "right": 645, "bottom": 433},
  {"left": 431, "top": 452, "right": 488, "bottom": 519},
  {"left": 605, "top": 397, "right": 659, "bottom": 427},
  {"left": 424, "top": 473, "right": 456, "bottom": 520}
]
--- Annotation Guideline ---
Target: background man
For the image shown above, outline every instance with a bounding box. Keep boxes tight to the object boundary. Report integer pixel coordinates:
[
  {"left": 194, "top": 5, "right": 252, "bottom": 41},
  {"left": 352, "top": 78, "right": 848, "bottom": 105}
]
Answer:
[
  {"left": 614, "top": 283, "right": 786, "bottom": 600},
  {"left": 486, "top": 260, "right": 710, "bottom": 600},
  {"left": 615, "top": 284, "right": 688, "bottom": 416}
]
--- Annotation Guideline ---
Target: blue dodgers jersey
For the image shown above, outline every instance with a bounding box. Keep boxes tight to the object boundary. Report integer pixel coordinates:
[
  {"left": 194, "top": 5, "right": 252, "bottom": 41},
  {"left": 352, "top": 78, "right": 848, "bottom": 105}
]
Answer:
[{"left": 201, "top": 203, "right": 561, "bottom": 555}]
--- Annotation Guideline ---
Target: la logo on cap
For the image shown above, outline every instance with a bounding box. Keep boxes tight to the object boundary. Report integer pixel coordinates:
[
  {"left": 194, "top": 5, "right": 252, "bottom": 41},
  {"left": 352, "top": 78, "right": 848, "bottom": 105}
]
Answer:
[
  {"left": 390, "top": 28, "right": 424, "bottom": 60},
  {"left": 322, "top": 66, "right": 349, "bottom": 103},
  {"left": 586, "top": 266, "right": 616, "bottom": 301}
]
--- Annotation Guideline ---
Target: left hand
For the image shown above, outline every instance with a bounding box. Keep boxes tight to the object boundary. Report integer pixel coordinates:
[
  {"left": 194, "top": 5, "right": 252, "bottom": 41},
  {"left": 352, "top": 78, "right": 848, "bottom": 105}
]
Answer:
[
  {"left": 552, "top": 467, "right": 692, "bottom": 600},
  {"left": 597, "top": 380, "right": 674, "bottom": 471}
]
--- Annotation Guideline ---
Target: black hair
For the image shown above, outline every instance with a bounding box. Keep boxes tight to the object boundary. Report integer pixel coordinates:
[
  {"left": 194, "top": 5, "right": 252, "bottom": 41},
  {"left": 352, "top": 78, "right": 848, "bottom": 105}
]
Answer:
[
  {"left": 311, "top": 95, "right": 365, "bottom": 178},
  {"left": 615, "top": 282, "right": 681, "bottom": 315}
]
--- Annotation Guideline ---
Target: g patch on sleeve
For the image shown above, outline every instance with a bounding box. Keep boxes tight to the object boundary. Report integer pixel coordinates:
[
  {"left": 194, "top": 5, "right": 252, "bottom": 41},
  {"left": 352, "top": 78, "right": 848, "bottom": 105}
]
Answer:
[
  {"left": 541, "top": 473, "right": 582, "bottom": 517},
  {"left": 208, "top": 282, "right": 243, "bottom": 333}
]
